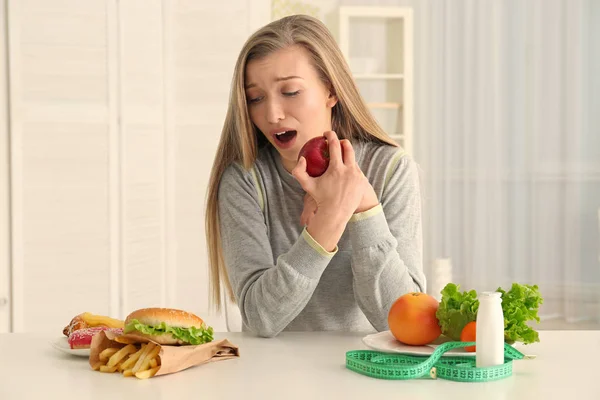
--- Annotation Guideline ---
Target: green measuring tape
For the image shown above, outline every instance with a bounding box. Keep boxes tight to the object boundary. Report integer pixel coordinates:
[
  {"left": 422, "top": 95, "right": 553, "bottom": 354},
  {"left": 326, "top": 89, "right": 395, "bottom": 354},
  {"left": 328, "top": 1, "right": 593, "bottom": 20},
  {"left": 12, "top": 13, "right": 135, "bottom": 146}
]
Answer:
[{"left": 346, "top": 341, "right": 527, "bottom": 382}]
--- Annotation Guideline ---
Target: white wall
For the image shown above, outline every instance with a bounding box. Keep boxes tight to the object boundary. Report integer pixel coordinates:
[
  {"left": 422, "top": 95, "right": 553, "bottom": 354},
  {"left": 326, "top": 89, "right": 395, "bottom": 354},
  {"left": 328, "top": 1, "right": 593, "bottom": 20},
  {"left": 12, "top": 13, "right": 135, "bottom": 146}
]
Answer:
[{"left": 4, "top": 0, "right": 270, "bottom": 334}]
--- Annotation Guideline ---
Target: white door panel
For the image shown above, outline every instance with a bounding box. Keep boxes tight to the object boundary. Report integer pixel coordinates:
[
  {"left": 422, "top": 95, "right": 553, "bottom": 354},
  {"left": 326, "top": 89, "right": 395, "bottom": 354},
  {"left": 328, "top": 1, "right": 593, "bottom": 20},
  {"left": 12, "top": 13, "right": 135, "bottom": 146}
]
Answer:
[
  {"left": 8, "top": 0, "right": 114, "bottom": 333},
  {"left": 118, "top": 0, "right": 167, "bottom": 315},
  {"left": 1, "top": 0, "right": 11, "bottom": 333},
  {"left": 6, "top": 0, "right": 271, "bottom": 333}
]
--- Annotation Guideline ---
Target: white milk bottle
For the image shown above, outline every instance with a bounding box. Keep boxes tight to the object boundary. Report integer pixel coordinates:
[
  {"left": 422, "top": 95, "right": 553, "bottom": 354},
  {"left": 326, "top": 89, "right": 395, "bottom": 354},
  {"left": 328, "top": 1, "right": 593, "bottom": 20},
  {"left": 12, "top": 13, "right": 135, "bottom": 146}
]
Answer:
[{"left": 476, "top": 291, "right": 505, "bottom": 367}]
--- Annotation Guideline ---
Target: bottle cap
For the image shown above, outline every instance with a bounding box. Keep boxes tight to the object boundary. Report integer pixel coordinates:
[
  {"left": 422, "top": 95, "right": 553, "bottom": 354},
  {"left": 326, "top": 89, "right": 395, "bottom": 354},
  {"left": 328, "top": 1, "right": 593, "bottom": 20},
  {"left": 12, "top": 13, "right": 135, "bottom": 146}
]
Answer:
[{"left": 479, "top": 291, "right": 501, "bottom": 298}]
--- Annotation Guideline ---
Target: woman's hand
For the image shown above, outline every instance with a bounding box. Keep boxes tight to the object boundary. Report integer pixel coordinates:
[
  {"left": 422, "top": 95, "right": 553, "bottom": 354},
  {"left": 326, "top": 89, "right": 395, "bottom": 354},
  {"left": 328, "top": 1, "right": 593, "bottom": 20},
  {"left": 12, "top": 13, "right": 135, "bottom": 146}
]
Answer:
[
  {"left": 300, "top": 178, "right": 378, "bottom": 226},
  {"left": 292, "top": 131, "right": 376, "bottom": 251},
  {"left": 300, "top": 193, "right": 318, "bottom": 227},
  {"left": 356, "top": 180, "right": 379, "bottom": 214},
  {"left": 296, "top": 132, "right": 379, "bottom": 227},
  {"left": 293, "top": 131, "right": 365, "bottom": 219}
]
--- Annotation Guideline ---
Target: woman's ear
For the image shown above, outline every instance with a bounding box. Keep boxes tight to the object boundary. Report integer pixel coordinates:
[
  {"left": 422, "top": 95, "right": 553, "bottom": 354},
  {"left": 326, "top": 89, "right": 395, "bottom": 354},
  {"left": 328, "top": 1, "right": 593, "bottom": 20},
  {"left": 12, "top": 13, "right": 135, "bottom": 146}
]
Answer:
[{"left": 326, "top": 89, "right": 338, "bottom": 108}]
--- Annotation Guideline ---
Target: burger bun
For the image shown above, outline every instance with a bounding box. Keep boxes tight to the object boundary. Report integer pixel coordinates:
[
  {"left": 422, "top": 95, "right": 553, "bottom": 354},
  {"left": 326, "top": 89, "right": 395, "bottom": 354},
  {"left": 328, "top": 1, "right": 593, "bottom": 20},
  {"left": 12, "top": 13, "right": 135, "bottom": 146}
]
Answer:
[{"left": 125, "top": 308, "right": 205, "bottom": 345}]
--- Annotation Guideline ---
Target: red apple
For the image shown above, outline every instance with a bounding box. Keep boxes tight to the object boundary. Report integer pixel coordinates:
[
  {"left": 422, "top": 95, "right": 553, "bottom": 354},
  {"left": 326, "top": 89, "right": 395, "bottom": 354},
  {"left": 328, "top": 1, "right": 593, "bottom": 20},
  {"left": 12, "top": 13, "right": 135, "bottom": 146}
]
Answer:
[{"left": 297, "top": 136, "right": 345, "bottom": 177}]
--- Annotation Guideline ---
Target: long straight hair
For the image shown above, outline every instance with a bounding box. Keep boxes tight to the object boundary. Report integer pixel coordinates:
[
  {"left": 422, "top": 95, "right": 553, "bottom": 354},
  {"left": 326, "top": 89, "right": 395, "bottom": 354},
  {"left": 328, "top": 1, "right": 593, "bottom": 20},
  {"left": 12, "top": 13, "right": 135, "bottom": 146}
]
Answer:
[{"left": 206, "top": 15, "right": 399, "bottom": 310}]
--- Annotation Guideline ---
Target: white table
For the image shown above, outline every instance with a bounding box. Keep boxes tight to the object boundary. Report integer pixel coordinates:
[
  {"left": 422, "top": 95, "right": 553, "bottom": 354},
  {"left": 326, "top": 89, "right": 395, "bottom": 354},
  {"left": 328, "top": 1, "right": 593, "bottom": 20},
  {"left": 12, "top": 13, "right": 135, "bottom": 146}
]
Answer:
[{"left": 1, "top": 330, "right": 599, "bottom": 399}]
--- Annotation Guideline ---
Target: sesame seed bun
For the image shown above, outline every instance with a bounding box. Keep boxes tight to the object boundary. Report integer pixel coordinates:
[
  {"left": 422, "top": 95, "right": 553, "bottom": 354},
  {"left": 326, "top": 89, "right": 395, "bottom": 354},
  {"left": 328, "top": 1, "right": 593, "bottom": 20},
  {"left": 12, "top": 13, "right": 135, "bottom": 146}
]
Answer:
[{"left": 125, "top": 308, "right": 205, "bottom": 345}]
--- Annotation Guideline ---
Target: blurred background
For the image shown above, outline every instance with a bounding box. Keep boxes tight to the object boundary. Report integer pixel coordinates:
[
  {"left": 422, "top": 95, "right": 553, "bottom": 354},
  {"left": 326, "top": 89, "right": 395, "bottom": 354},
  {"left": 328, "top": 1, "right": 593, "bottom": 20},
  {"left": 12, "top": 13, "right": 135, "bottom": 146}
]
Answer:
[{"left": 0, "top": 0, "right": 598, "bottom": 334}]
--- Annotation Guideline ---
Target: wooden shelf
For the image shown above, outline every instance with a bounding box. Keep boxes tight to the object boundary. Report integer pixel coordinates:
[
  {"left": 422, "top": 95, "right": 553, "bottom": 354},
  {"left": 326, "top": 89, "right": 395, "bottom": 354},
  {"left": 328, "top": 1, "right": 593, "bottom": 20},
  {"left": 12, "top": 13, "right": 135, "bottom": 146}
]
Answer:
[
  {"left": 340, "top": 6, "right": 414, "bottom": 19},
  {"left": 340, "top": 5, "right": 413, "bottom": 155},
  {"left": 367, "top": 102, "right": 401, "bottom": 109},
  {"left": 353, "top": 73, "right": 404, "bottom": 80}
]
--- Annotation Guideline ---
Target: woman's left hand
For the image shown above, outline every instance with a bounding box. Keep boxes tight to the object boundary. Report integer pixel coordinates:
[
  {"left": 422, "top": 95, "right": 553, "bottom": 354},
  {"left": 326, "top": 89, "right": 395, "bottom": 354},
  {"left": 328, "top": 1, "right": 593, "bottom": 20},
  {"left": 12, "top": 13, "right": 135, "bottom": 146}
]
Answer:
[
  {"left": 300, "top": 193, "right": 318, "bottom": 227},
  {"left": 356, "top": 178, "right": 379, "bottom": 213}
]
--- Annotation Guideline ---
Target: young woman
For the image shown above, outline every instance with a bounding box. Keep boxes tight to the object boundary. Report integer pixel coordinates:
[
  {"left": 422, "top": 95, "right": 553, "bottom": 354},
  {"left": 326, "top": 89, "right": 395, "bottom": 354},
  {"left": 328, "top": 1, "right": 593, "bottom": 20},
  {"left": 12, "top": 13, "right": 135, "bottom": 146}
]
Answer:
[{"left": 206, "top": 15, "right": 425, "bottom": 337}]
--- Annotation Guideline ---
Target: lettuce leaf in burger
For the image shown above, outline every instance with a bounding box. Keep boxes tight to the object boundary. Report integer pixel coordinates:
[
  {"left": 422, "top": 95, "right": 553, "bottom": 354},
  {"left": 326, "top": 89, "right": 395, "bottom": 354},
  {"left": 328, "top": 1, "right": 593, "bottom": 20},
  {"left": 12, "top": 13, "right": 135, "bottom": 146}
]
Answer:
[{"left": 124, "top": 308, "right": 214, "bottom": 345}]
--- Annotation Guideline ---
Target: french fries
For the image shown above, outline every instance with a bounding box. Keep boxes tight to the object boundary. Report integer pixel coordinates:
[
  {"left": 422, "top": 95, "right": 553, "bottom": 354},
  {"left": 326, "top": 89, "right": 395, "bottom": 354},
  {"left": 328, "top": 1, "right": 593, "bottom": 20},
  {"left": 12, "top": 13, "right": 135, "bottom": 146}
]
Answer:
[
  {"left": 119, "top": 343, "right": 146, "bottom": 372},
  {"left": 92, "top": 343, "right": 161, "bottom": 380},
  {"left": 99, "top": 347, "right": 119, "bottom": 362},
  {"left": 107, "top": 344, "right": 137, "bottom": 368},
  {"left": 132, "top": 342, "right": 155, "bottom": 374},
  {"left": 135, "top": 366, "right": 160, "bottom": 379}
]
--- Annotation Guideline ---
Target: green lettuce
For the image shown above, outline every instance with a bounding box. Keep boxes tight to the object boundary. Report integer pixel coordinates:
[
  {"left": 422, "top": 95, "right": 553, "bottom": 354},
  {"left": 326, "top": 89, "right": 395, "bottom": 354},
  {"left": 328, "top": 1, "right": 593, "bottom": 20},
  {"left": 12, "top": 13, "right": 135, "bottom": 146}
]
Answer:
[
  {"left": 435, "top": 283, "right": 479, "bottom": 341},
  {"left": 497, "top": 283, "right": 543, "bottom": 344},
  {"left": 435, "top": 282, "right": 544, "bottom": 345},
  {"left": 124, "top": 319, "right": 214, "bottom": 345}
]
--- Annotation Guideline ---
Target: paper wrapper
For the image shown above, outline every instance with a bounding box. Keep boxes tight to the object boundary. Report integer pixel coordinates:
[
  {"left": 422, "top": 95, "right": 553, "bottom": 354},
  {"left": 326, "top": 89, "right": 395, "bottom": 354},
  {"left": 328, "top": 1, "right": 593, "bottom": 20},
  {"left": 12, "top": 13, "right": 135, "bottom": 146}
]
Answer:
[{"left": 89, "top": 330, "right": 240, "bottom": 377}]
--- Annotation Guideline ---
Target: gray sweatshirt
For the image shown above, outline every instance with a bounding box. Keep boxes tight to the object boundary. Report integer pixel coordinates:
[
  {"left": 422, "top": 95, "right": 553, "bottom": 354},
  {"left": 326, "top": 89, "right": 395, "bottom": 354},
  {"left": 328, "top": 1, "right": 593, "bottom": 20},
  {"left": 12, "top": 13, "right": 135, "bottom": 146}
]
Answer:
[{"left": 218, "top": 140, "right": 425, "bottom": 337}]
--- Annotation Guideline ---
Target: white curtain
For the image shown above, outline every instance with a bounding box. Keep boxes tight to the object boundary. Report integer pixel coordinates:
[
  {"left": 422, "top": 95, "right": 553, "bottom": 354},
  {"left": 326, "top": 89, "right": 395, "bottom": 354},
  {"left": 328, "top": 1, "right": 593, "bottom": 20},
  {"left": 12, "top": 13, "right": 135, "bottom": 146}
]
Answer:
[
  {"left": 270, "top": 0, "right": 599, "bottom": 324},
  {"left": 412, "top": 0, "right": 600, "bottom": 323}
]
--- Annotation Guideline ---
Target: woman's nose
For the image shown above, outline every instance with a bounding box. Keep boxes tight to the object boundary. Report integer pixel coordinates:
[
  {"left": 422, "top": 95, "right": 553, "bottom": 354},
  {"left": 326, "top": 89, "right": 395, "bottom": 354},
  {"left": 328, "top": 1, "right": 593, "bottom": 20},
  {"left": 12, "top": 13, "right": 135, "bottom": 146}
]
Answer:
[{"left": 265, "top": 100, "right": 284, "bottom": 124}]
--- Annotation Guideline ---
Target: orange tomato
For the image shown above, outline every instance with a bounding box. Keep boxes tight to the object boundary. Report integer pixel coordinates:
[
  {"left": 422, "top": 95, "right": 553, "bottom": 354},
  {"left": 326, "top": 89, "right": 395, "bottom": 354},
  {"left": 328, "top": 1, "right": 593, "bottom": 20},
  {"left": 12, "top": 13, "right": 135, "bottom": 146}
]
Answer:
[{"left": 460, "top": 321, "right": 477, "bottom": 352}]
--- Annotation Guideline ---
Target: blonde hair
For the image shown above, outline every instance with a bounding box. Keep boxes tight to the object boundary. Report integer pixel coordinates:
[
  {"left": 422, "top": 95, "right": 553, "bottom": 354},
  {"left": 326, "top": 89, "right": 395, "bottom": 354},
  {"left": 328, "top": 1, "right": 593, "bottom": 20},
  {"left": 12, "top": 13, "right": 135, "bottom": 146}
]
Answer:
[{"left": 205, "top": 14, "right": 399, "bottom": 310}]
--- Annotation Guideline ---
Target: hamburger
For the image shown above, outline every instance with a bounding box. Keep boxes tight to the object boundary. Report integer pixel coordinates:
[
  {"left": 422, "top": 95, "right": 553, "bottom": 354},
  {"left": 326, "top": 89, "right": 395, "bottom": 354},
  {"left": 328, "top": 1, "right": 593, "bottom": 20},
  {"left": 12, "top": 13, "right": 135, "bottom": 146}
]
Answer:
[{"left": 123, "top": 307, "right": 214, "bottom": 345}]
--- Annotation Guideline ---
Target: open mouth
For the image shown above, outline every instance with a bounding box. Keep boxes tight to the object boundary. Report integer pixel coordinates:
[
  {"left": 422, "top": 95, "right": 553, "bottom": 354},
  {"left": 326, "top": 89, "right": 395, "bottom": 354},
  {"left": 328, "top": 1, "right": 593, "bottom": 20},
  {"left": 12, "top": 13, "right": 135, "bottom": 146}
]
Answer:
[{"left": 274, "top": 130, "right": 297, "bottom": 144}]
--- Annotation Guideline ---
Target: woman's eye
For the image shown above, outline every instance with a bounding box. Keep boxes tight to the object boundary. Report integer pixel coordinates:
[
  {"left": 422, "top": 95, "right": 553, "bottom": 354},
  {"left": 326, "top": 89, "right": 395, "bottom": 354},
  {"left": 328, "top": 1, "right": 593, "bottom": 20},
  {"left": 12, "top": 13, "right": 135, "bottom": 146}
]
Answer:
[
  {"left": 283, "top": 90, "right": 300, "bottom": 97},
  {"left": 248, "top": 96, "right": 263, "bottom": 104}
]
